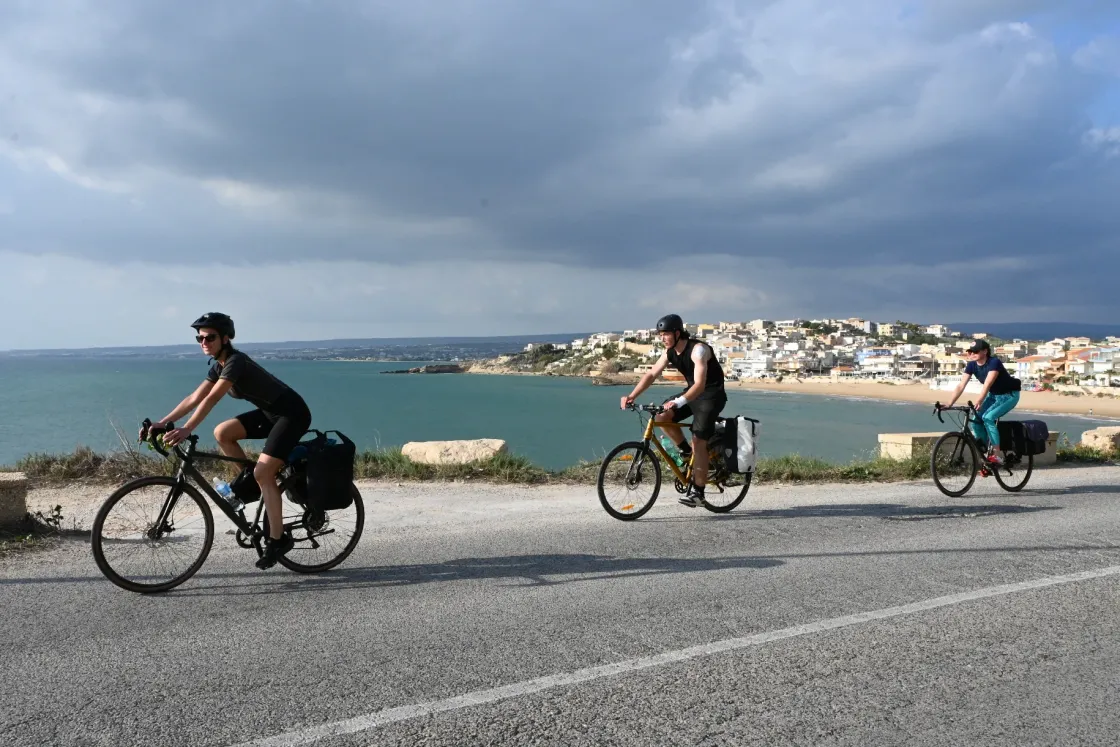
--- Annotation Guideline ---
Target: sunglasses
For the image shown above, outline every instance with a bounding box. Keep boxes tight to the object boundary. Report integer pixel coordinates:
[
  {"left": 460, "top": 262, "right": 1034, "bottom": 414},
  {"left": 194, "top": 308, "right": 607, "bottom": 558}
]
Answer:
[{"left": 195, "top": 334, "right": 219, "bottom": 343}]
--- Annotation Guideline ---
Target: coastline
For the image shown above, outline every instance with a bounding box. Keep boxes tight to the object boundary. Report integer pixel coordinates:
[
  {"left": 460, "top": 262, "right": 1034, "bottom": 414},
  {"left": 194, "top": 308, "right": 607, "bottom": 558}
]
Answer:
[
  {"left": 728, "top": 379, "right": 1120, "bottom": 419},
  {"left": 463, "top": 363, "right": 1120, "bottom": 419}
]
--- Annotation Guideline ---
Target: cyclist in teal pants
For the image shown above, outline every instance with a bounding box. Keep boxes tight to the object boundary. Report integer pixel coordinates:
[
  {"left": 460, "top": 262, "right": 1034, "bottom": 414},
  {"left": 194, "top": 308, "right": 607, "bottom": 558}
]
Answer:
[{"left": 942, "top": 339, "right": 1022, "bottom": 465}]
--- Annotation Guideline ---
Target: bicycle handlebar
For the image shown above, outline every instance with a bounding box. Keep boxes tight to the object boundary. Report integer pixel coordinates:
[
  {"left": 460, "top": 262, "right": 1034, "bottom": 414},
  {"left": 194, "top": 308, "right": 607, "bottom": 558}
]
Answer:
[
  {"left": 932, "top": 401, "right": 975, "bottom": 424},
  {"left": 139, "top": 418, "right": 197, "bottom": 459},
  {"left": 625, "top": 402, "right": 666, "bottom": 413}
]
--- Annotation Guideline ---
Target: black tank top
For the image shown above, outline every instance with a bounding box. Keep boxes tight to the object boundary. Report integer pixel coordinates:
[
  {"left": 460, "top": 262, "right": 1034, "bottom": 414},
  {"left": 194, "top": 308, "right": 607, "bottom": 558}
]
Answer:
[{"left": 667, "top": 338, "right": 725, "bottom": 399}]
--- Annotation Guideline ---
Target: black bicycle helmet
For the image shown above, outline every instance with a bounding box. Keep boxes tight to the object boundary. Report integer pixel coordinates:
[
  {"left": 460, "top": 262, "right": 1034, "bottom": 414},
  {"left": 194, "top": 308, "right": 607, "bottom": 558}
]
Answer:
[
  {"left": 190, "top": 312, "right": 235, "bottom": 340},
  {"left": 656, "top": 314, "right": 684, "bottom": 333}
]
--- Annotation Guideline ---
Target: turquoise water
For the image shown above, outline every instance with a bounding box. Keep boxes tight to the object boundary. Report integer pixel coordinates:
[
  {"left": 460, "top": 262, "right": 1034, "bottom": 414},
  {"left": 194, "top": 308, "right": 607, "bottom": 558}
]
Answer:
[{"left": 0, "top": 358, "right": 1114, "bottom": 469}]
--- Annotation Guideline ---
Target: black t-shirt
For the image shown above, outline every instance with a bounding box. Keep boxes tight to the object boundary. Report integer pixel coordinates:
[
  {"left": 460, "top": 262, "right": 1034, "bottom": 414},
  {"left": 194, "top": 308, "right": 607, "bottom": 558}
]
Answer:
[
  {"left": 206, "top": 351, "right": 301, "bottom": 413},
  {"left": 666, "top": 338, "right": 726, "bottom": 400},
  {"left": 964, "top": 356, "right": 1021, "bottom": 395}
]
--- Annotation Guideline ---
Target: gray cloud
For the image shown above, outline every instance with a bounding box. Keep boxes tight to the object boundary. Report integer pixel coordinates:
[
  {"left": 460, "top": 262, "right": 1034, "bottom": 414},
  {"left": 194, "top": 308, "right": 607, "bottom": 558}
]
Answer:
[{"left": 1, "top": 0, "right": 1119, "bottom": 341}]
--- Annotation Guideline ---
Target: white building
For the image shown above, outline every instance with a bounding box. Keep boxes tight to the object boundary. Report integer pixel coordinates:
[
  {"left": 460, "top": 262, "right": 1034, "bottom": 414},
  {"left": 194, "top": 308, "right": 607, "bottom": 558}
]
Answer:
[
  {"left": 859, "top": 355, "right": 898, "bottom": 378},
  {"left": 1088, "top": 348, "right": 1120, "bottom": 385},
  {"left": 589, "top": 333, "right": 622, "bottom": 347},
  {"left": 730, "top": 353, "right": 775, "bottom": 378},
  {"left": 1037, "top": 340, "right": 1067, "bottom": 358}
]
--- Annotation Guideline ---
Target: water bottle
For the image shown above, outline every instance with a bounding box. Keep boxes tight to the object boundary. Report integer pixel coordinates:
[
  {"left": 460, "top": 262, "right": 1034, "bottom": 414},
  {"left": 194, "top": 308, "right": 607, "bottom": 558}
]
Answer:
[
  {"left": 213, "top": 477, "right": 244, "bottom": 511},
  {"left": 659, "top": 436, "right": 685, "bottom": 467},
  {"left": 288, "top": 444, "right": 308, "bottom": 463}
]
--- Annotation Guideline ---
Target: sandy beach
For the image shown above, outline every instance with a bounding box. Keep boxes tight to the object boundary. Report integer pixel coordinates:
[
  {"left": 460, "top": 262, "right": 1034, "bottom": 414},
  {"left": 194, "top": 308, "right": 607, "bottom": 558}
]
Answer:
[
  {"left": 468, "top": 363, "right": 1120, "bottom": 418},
  {"left": 729, "top": 378, "right": 1120, "bottom": 419}
]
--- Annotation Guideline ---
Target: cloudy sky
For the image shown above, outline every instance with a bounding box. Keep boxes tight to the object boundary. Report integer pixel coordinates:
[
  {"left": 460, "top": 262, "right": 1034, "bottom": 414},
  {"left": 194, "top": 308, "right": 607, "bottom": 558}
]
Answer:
[{"left": 1, "top": 0, "right": 1118, "bottom": 349}]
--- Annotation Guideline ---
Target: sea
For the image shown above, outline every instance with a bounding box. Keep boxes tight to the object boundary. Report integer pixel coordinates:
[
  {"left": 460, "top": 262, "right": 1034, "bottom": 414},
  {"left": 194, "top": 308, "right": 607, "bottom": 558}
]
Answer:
[{"left": 0, "top": 358, "right": 1114, "bottom": 470}]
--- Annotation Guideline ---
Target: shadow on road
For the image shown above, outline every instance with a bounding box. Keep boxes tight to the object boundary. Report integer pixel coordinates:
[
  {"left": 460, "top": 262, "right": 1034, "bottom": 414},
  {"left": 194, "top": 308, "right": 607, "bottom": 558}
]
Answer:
[
  {"left": 6, "top": 538, "right": 1120, "bottom": 591},
  {"left": 170, "top": 553, "right": 786, "bottom": 596},
  {"left": 644, "top": 503, "right": 1061, "bottom": 523},
  {"left": 1029, "top": 484, "right": 1120, "bottom": 497}
]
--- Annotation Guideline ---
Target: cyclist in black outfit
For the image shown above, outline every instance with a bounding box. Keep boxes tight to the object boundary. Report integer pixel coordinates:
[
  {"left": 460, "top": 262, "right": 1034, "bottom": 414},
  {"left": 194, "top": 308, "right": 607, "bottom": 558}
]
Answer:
[
  {"left": 156, "top": 313, "right": 312, "bottom": 569},
  {"left": 621, "top": 314, "right": 727, "bottom": 507}
]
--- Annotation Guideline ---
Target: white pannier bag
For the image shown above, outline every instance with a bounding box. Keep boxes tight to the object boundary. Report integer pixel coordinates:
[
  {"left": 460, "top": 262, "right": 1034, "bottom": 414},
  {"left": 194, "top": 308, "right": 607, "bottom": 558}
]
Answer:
[{"left": 719, "top": 416, "right": 759, "bottom": 474}]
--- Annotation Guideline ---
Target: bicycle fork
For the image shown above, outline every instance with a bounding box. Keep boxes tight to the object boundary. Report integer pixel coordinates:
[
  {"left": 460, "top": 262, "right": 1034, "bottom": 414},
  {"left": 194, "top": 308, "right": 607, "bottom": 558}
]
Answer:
[{"left": 150, "top": 479, "right": 187, "bottom": 540}]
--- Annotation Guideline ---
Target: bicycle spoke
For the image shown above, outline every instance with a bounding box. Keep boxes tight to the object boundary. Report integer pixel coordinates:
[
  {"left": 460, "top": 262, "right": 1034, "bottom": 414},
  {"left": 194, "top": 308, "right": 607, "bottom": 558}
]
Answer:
[
  {"left": 598, "top": 442, "right": 661, "bottom": 520},
  {"left": 931, "top": 433, "right": 978, "bottom": 497},
  {"left": 93, "top": 480, "right": 213, "bottom": 591},
  {"left": 268, "top": 483, "right": 364, "bottom": 572}
]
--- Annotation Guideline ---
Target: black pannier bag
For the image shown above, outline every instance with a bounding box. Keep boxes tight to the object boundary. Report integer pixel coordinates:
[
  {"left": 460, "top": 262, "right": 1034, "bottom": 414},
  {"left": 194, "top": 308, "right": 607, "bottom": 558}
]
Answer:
[
  {"left": 302, "top": 430, "right": 356, "bottom": 511},
  {"left": 997, "top": 420, "right": 1049, "bottom": 457},
  {"left": 230, "top": 464, "right": 262, "bottom": 504},
  {"left": 1021, "top": 420, "right": 1050, "bottom": 456}
]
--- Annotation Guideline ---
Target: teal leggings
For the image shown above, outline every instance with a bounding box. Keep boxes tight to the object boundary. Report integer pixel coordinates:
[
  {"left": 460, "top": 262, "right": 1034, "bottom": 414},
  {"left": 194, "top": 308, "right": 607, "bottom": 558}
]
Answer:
[{"left": 971, "top": 392, "right": 1020, "bottom": 448}]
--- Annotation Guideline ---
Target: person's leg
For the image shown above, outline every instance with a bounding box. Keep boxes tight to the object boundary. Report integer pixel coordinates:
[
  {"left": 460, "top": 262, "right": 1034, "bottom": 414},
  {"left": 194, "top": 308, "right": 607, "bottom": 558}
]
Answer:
[
  {"left": 253, "top": 410, "right": 309, "bottom": 568},
  {"left": 214, "top": 418, "right": 250, "bottom": 460},
  {"left": 971, "top": 399, "right": 992, "bottom": 447},
  {"left": 691, "top": 436, "right": 710, "bottom": 487},
  {"left": 689, "top": 397, "right": 725, "bottom": 489},
  {"left": 983, "top": 393, "right": 1020, "bottom": 449},
  {"left": 656, "top": 403, "right": 692, "bottom": 455},
  {"left": 254, "top": 455, "right": 286, "bottom": 539},
  {"left": 678, "top": 399, "right": 723, "bottom": 508}
]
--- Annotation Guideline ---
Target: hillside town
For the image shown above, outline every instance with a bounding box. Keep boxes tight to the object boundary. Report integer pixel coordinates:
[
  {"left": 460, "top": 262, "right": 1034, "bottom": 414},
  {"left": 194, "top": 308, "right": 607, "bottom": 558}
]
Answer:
[{"left": 514, "top": 318, "right": 1120, "bottom": 390}]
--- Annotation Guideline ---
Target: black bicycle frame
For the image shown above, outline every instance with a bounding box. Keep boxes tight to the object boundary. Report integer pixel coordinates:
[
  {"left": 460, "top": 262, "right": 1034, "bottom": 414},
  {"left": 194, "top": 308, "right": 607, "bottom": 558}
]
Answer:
[
  {"left": 936, "top": 403, "right": 985, "bottom": 464},
  {"left": 150, "top": 435, "right": 264, "bottom": 540},
  {"left": 142, "top": 417, "right": 337, "bottom": 547}
]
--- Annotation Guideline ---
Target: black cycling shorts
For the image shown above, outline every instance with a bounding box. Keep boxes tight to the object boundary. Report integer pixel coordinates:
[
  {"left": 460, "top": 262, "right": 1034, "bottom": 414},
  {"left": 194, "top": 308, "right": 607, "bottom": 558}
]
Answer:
[
  {"left": 668, "top": 394, "right": 727, "bottom": 441},
  {"left": 235, "top": 394, "right": 312, "bottom": 460}
]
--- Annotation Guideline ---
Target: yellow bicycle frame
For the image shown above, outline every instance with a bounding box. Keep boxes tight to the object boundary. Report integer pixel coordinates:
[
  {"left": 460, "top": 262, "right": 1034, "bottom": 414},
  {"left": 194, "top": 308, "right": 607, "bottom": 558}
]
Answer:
[{"left": 639, "top": 414, "right": 720, "bottom": 485}]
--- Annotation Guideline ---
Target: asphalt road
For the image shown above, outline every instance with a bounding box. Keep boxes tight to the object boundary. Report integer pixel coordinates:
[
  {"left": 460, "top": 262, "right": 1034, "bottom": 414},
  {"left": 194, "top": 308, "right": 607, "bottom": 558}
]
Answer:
[{"left": 3, "top": 465, "right": 1120, "bottom": 746}]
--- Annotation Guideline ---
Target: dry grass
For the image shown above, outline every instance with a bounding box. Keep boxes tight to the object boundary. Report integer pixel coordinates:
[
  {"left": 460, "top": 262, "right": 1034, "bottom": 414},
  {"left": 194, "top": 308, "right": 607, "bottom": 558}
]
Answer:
[{"left": 6, "top": 440, "right": 1114, "bottom": 489}]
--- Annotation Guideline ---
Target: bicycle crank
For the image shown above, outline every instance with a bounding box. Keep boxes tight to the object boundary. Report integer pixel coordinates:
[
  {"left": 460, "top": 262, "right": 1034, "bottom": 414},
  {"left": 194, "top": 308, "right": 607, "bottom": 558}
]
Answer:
[{"left": 234, "top": 528, "right": 255, "bottom": 549}]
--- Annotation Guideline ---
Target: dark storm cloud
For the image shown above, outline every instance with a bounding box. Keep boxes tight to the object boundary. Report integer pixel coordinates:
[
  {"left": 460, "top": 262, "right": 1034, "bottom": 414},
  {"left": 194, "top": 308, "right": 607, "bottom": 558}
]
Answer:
[{"left": 0, "top": 0, "right": 1118, "bottom": 312}]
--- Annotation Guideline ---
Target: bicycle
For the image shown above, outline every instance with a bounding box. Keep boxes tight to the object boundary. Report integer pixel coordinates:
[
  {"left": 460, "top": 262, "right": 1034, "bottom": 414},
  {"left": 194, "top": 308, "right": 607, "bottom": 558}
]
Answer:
[
  {"left": 90, "top": 419, "right": 365, "bottom": 593},
  {"left": 930, "top": 402, "right": 1033, "bottom": 497},
  {"left": 596, "top": 403, "right": 753, "bottom": 520}
]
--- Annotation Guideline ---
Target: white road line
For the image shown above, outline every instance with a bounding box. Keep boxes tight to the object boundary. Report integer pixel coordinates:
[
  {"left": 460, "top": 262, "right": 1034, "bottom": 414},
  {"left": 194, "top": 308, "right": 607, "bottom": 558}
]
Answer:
[{"left": 231, "top": 564, "right": 1120, "bottom": 747}]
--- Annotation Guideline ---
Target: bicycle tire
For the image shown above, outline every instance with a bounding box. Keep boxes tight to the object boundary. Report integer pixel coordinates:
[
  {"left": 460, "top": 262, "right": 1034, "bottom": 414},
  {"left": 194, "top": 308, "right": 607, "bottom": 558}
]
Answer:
[
  {"left": 91, "top": 477, "right": 214, "bottom": 594},
  {"left": 261, "top": 484, "right": 366, "bottom": 573},
  {"left": 992, "top": 453, "right": 1034, "bottom": 493},
  {"left": 930, "top": 432, "right": 979, "bottom": 498},
  {"left": 597, "top": 441, "right": 662, "bottom": 521},
  {"left": 700, "top": 470, "right": 753, "bottom": 513}
]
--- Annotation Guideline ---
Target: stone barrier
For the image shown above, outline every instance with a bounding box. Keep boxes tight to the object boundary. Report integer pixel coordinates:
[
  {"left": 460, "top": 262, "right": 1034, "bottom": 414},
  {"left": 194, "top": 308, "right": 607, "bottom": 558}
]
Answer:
[
  {"left": 1080, "top": 427, "right": 1120, "bottom": 454},
  {"left": 878, "top": 432, "right": 1060, "bottom": 466},
  {"left": 0, "top": 472, "right": 29, "bottom": 527},
  {"left": 401, "top": 439, "right": 508, "bottom": 466}
]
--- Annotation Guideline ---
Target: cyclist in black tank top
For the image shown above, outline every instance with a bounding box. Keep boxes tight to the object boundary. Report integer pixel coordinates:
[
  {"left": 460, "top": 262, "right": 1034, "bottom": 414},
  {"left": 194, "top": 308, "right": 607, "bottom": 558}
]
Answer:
[
  {"left": 152, "top": 313, "right": 311, "bottom": 569},
  {"left": 666, "top": 338, "right": 726, "bottom": 399},
  {"left": 622, "top": 314, "right": 728, "bottom": 507}
]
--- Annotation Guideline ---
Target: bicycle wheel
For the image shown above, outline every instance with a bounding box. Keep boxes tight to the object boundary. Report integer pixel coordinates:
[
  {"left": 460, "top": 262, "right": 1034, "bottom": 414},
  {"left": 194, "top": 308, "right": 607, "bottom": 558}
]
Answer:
[
  {"left": 701, "top": 459, "right": 753, "bottom": 513},
  {"left": 260, "top": 483, "right": 365, "bottom": 573},
  {"left": 930, "top": 433, "right": 979, "bottom": 498},
  {"left": 992, "top": 452, "right": 1033, "bottom": 492},
  {"left": 597, "top": 441, "right": 662, "bottom": 521},
  {"left": 91, "top": 477, "right": 214, "bottom": 594}
]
